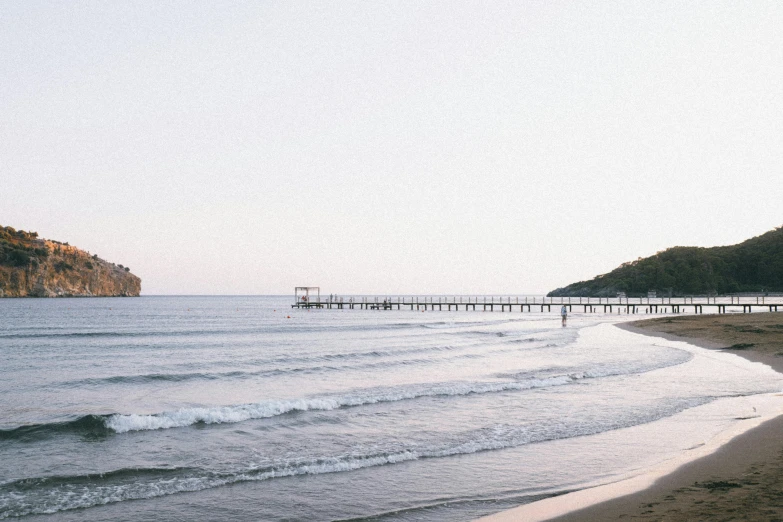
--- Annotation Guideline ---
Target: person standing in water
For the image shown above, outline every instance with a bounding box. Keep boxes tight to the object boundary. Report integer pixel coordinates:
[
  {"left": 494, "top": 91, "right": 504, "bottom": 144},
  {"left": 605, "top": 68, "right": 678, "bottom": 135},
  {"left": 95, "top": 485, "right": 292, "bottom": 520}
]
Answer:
[{"left": 561, "top": 304, "right": 568, "bottom": 326}]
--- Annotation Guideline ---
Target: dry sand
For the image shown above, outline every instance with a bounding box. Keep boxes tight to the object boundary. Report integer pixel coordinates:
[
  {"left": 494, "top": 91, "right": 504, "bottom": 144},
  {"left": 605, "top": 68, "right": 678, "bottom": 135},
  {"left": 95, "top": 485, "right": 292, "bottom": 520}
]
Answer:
[{"left": 480, "top": 312, "right": 783, "bottom": 521}]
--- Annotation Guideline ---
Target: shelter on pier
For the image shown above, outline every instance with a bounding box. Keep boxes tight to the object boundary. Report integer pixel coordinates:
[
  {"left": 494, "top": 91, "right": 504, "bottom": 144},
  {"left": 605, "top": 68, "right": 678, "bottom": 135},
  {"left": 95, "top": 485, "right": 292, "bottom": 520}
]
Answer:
[{"left": 294, "top": 287, "right": 322, "bottom": 307}]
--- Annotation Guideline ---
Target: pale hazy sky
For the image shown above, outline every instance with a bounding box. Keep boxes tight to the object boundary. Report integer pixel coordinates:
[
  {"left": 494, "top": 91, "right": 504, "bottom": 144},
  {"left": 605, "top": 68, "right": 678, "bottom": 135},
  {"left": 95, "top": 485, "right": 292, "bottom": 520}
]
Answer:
[{"left": 2, "top": 2, "right": 782, "bottom": 295}]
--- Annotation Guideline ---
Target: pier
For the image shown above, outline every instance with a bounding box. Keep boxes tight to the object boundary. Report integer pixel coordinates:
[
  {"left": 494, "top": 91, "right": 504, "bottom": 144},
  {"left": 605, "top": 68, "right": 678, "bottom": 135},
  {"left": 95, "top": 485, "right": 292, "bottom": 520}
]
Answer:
[{"left": 293, "top": 294, "right": 783, "bottom": 314}]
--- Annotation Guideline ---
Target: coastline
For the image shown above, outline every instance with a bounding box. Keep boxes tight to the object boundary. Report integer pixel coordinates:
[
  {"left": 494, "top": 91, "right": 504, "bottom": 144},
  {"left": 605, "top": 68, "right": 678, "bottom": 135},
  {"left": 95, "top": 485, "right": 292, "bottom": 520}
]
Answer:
[
  {"left": 618, "top": 314, "right": 783, "bottom": 374},
  {"left": 478, "top": 312, "right": 783, "bottom": 521}
]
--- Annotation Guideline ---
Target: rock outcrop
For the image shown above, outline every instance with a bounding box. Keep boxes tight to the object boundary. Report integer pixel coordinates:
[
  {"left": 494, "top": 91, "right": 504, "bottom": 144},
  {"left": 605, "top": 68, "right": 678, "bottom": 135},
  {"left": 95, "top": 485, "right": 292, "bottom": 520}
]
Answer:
[{"left": 0, "top": 226, "right": 141, "bottom": 297}]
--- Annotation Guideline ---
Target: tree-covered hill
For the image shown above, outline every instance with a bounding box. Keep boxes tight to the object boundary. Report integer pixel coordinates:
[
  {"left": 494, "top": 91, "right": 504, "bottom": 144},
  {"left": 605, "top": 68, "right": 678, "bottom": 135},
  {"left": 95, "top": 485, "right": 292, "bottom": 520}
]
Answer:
[{"left": 548, "top": 226, "right": 783, "bottom": 297}]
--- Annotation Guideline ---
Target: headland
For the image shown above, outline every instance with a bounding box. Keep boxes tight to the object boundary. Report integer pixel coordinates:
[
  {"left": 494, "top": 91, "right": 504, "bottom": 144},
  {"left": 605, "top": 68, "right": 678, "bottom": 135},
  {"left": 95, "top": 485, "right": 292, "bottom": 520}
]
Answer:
[
  {"left": 547, "top": 225, "right": 783, "bottom": 298},
  {"left": 0, "top": 225, "right": 140, "bottom": 297}
]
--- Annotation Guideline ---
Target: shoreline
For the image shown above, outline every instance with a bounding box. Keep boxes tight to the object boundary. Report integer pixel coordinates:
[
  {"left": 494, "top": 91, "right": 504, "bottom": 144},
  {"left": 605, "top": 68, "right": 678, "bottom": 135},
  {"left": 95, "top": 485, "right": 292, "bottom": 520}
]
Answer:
[
  {"left": 617, "top": 316, "right": 783, "bottom": 374},
  {"left": 478, "top": 312, "right": 783, "bottom": 521}
]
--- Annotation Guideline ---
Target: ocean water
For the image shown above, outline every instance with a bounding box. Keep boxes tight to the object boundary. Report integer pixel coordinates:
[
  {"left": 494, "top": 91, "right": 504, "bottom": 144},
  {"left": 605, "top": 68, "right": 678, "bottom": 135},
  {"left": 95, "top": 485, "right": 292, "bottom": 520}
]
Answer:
[{"left": 1, "top": 296, "right": 782, "bottom": 521}]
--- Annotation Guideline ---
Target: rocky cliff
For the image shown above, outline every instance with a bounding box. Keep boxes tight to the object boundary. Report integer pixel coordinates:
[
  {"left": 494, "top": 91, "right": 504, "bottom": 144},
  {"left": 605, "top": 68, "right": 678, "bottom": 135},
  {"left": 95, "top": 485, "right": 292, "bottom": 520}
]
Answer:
[{"left": 0, "top": 226, "right": 141, "bottom": 297}]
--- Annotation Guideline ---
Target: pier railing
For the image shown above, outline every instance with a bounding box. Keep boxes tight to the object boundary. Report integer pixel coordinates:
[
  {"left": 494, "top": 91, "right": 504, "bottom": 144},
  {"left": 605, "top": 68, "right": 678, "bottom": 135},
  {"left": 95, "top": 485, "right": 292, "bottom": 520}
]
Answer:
[{"left": 292, "top": 295, "right": 783, "bottom": 314}]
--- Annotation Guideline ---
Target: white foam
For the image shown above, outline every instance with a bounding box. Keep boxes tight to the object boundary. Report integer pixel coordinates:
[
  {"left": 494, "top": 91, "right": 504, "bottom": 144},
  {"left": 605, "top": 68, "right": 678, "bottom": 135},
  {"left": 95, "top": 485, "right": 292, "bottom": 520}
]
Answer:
[
  {"left": 477, "top": 392, "right": 783, "bottom": 522},
  {"left": 1, "top": 394, "right": 712, "bottom": 519},
  {"left": 105, "top": 345, "right": 695, "bottom": 434},
  {"left": 105, "top": 378, "right": 571, "bottom": 433},
  {"left": 475, "top": 322, "right": 783, "bottom": 522}
]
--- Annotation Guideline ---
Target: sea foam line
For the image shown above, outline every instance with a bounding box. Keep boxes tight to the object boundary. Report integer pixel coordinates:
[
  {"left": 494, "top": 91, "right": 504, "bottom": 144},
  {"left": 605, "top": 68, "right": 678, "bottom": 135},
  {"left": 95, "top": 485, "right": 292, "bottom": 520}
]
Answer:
[
  {"left": 105, "top": 348, "right": 692, "bottom": 434},
  {"left": 0, "top": 348, "right": 693, "bottom": 440},
  {"left": 105, "top": 378, "right": 568, "bottom": 433},
  {"left": 0, "top": 395, "right": 713, "bottom": 519}
]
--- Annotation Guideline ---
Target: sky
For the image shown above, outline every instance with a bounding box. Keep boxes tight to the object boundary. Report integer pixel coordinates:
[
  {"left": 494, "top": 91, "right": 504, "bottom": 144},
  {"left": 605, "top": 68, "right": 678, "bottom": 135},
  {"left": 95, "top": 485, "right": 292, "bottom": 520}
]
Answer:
[{"left": 2, "top": 1, "right": 782, "bottom": 295}]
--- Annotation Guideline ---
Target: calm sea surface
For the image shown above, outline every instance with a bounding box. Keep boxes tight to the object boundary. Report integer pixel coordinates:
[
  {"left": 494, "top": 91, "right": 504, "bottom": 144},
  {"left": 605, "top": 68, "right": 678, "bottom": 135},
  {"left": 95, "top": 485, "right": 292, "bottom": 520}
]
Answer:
[{"left": 1, "top": 296, "right": 781, "bottom": 521}]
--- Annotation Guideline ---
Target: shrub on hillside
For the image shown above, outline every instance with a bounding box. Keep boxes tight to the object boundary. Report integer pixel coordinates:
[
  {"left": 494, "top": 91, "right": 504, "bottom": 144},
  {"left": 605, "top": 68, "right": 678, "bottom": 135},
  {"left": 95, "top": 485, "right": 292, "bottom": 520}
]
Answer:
[
  {"left": 54, "top": 261, "right": 73, "bottom": 272},
  {"left": 8, "top": 249, "right": 31, "bottom": 266}
]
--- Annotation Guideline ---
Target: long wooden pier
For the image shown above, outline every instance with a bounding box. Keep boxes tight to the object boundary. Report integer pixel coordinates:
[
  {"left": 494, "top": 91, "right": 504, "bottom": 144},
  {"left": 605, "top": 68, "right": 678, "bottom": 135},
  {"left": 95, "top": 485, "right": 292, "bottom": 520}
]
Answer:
[{"left": 292, "top": 295, "right": 783, "bottom": 314}]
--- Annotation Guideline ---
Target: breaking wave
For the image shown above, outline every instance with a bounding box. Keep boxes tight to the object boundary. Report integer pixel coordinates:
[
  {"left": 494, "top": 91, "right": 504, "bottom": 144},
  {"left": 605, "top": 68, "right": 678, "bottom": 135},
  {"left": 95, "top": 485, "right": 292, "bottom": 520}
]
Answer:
[
  {"left": 0, "top": 395, "right": 713, "bottom": 519},
  {"left": 2, "top": 346, "right": 693, "bottom": 441}
]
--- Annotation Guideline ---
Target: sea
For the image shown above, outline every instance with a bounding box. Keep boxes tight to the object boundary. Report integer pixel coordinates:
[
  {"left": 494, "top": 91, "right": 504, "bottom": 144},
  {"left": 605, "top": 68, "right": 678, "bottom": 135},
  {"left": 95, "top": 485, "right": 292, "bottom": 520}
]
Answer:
[{"left": 2, "top": 296, "right": 782, "bottom": 521}]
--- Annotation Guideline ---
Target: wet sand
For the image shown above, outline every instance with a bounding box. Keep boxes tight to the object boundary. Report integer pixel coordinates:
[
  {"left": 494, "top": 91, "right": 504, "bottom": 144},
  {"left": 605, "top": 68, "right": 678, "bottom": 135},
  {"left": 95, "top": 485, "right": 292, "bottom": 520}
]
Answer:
[
  {"left": 480, "top": 312, "right": 783, "bottom": 521},
  {"left": 621, "top": 312, "right": 783, "bottom": 374}
]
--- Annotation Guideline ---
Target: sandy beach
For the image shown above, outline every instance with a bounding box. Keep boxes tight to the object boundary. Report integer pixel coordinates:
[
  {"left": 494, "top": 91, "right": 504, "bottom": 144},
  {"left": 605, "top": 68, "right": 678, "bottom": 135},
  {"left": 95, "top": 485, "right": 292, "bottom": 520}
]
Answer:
[{"left": 480, "top": 312, "right": 783, "bottom": 521}]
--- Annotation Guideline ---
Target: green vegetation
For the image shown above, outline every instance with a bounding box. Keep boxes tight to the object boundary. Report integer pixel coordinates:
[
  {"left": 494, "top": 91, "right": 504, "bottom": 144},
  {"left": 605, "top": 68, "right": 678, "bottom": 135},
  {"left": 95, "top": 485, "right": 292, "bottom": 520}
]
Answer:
[
  {"left": 1, "top": 224, "right": 141, "bottom": 297},
  {"left": 548, "top": 226, "right": 783, "bottom": 297},
  {"left": 0, "top": 226, "right": 48, "bottom": 268},
  {"left": 53, "top": 261, "right": 74, "bottom": 272}
]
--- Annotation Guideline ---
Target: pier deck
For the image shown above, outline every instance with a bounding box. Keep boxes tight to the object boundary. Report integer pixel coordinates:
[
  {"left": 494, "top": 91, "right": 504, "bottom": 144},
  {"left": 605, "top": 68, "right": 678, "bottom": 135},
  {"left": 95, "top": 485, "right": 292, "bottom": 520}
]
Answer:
[{"left": 292, "top": 295, "right": 783, "bottom": 314}]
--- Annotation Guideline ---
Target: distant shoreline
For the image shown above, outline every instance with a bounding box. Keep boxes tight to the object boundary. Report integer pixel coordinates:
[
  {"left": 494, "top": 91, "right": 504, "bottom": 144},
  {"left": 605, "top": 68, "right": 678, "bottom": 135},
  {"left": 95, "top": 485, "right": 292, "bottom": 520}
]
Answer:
[{"left": 479, "top": 312, "right": 783, "bottom": 521}]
